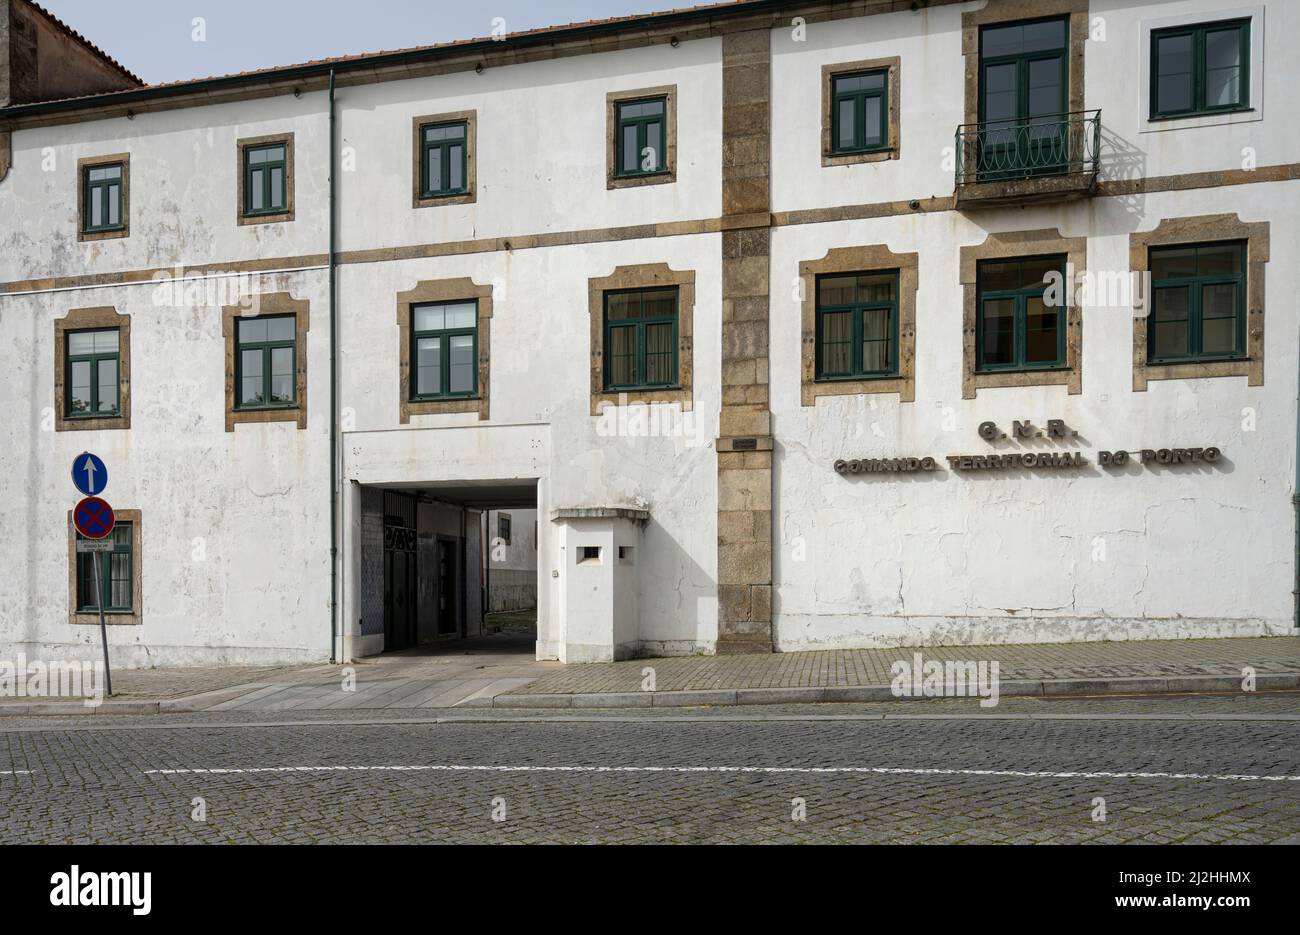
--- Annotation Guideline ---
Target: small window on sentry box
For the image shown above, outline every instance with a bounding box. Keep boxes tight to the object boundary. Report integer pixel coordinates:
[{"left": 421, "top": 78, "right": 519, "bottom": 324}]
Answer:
[{"left": 578, "top": 546, "right": 602, "bottom": 565}]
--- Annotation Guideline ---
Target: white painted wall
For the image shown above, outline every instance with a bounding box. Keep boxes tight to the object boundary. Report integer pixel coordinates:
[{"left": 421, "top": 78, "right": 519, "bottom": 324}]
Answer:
[
  {"left": 769, "top": 183, "right": 1298, "bottom": 649},
  {"left": 1, "top": 0, "right": 1296, "bottom": 667}
]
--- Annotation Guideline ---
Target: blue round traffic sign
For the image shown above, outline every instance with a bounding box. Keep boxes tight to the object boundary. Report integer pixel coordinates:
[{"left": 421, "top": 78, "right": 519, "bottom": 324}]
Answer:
[
  {"left": 74, "top": 497, "right": 115, "bottom": 540},
  {"left": 72, "top": 452, "right": 108, "bottom": 497}
]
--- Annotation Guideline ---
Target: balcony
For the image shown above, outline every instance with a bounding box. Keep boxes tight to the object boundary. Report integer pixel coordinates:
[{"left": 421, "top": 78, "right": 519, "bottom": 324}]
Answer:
[{"left": 955, "top": 110, "right": 1101, "bottom": 209}]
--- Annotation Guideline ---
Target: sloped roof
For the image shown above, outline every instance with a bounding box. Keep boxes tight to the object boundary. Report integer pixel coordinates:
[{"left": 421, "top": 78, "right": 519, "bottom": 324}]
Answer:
[
  {"left": 6, "top": 0, "right": 763, "bottom": 113},
  {"left": 23, "top": 0, "right": 143, "bottom": 85}
]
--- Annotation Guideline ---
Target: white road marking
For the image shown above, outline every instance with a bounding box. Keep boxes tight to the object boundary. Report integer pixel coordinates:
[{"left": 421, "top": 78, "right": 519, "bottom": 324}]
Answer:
[
  {"left": 142, "top": 764, "right": 1300, "bottom": 782},
  {"left": 0, "top": 770, "right": 32, "bottom": 775}
]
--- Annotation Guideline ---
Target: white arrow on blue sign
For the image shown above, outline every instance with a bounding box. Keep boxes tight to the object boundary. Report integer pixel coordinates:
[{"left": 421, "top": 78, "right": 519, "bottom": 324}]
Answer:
[{"left": 72, "top": 452, "right": 108, "bottom": 497}]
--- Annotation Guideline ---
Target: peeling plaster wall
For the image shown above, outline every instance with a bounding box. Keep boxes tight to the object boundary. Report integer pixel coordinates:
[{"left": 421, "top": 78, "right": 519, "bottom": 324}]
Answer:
[
  {"left": 0, "top": 272, "right": 331, "bottom": 667},
  {"left": 0, "top": 94, "right": 329, "bottom": 284},
  {"left": 769, "top": 183, "right": 1298, "bottom": 650}
]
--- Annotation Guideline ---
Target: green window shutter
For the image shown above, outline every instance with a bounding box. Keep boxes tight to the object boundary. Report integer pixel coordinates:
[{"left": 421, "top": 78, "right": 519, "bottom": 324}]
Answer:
[
  {"left": 1148, "top": 241, "right": 1246, "bottom": 363},
  {"left": 420, "top": 122, "right": 469, "bottom": 197},
  {"left": 814, "top": 271, "right": 899, "bottom": 380},
  {"left": 975, "top": 17, "right": 1069, "bottom": 181},
  {"left": 234, "top": 315, "right": 297, "bottom": 410},
  {"left": 602, "top": 287, "right": 679, "bottom": 389},
  {"left": 975, "top": 255, "right": 1068, "bottom": 372},
  {"left": 244, "top": 143, "right": 288, "bottom": 215},
  {"left": 411, "top": 301, "right": 478, "bottom": 399},
  {"left": 830, "top": 69, "right": 889, "bottom": 155},
  {"left": 1151, "top": 18, "right": 1249, "bottom": 119},
  {"left": 83, "top": 163, "right": 124, "bottom": 232},
  {"left": 76, "top": 522, "right": 133, "bottom": 613},
  {"left": 614, "top": 98, "right": 668, "bottom": 177},
  {"left": 65, "top": 328, "right": 121, "bottom": 418}
]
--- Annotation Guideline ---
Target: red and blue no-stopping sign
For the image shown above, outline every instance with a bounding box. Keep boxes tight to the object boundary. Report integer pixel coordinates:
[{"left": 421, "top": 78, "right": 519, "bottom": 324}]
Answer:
[{"left": 74, "top": 496, "right": 115, "bottom": 539}]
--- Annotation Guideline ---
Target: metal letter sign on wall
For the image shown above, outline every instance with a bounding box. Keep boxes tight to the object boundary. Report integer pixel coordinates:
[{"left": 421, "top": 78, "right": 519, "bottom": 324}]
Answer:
[
  {"left": 834, "top": 419, "right": 1223, "bottom": 476},
  {"left": 71, "top": 451, "right": 108, "bottom": 497}
]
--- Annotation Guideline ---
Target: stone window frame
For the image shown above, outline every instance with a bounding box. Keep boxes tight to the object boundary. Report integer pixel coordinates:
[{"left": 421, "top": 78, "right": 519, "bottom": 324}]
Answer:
[
  {"left": 588, "top": 263, "right": 694, "bottom": 415},
  {"left": 67, "top": 508, "right": 142, "bottom": 626},
  {"left": 799, "top": 245, "right": 917, "bottom": 405},
  {"left": 821, "top": 57, "right": 900, "bottom": 167},
  {"left": 396, "top": 277, "right": 493, "bottom": 423},
  {"left": 1129, "top": 213, "right": 1268, "bottom": 391},
  {"left": 412, "top": 110, "right": 477, "bottom": 209},
  {"left": 222, "top": 292, "right": 310, "bottom": 432},
  {"left": 959, "top": 228, "right": 1085, "bottom": 399},
  {"left": 236, "top": 132, "right": 295, "bottom": 226},
  {"left": 77, "top": 153, "right": 130, "bottom": 242},
  {"left": 54, "top": 306, "right": 131, "bottom": 432},
  {"left": 606, "top": 85, "right": 677, "bottom": 190}
]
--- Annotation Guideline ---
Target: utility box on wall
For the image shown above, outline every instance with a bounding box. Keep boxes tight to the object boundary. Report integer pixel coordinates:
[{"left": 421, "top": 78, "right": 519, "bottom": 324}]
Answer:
[{"left": 551, "top": 507, "right": 649, "bottom": 662}]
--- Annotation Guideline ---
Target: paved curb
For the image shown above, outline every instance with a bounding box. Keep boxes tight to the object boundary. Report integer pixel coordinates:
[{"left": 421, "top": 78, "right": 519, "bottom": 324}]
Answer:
[
  {"left": 490, "top": 672, "right": 1300, "bottom": 709},
  {"left": 2, "top": 671, "right": 1296, "bottom": 716}
]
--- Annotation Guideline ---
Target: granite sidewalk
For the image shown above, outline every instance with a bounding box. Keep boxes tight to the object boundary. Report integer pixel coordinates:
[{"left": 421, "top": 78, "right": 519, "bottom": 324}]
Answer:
[
  {"left": 493, "top": 635, "right": 1300, "bottom": 708},
  {"left": 2, "top": 635, "right": 1297, "bottom": 715}
]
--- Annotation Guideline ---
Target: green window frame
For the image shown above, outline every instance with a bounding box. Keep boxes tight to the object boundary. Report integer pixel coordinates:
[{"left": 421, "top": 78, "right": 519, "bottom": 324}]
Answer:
[
  {"left": 65, "top": 328, "right": 120, "bottom": 418},
  {"left": 830, "top": 69, "right": 889, "bottom": 155},
  {"left": 82, "top": 162, "right": 124, "bottom": 233},
  {"left": 603, "top": 287, "right": 679, "bottom": 390},
  {"left": 243, "top": 143, "right": 288, "bottom": 216},
  {"left": 420, "top": 121, "right": 468, "bottom": 198},
  {"left": 815, "top": 271, "right": 899, "bottom": 380},
  {"left": 615, "top": 97, "right": 667, "bottom": 177},
  {"left": 977, "top": 17, "right": 1068, "bottom": 180},
  {"left": 976, "top": 255, "right": 1067, "bottom": 372},
  {"left": 1148, "top": 241, "right": 1246, "bottom": 364},
  {"left": 1150, "top": 19, "right": 1250, "bottom": 120},
  {"left": 235, "top": 315, "right": 297, "bottom": 410},
  {"left": 411, "top": 301, "right": 478, "bottom": 400},
  {"left": 76, "top": 522, "right": 133, "bottom": 613}
]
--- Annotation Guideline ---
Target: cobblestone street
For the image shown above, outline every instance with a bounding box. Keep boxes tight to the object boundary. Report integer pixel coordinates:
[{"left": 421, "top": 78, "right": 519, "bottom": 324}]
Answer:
[{"left": 3, "top": 694, "right": 1298, "bottom": 844}]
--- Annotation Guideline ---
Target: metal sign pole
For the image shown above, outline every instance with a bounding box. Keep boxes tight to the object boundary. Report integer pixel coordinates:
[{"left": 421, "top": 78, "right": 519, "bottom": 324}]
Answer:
[{"left": 93, "top": 550, "right": 113, "bottom": 697}]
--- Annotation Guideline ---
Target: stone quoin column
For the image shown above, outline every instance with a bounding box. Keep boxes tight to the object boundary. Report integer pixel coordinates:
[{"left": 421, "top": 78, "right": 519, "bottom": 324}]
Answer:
[{"left": 716, "top": 26, "right": 774, "bottom": 654}]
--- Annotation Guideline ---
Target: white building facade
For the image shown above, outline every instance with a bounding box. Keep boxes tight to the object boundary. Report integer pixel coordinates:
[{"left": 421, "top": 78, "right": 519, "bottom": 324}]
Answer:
[{"left": 0, "top": 0, "right": 1296, "bottom": 667}]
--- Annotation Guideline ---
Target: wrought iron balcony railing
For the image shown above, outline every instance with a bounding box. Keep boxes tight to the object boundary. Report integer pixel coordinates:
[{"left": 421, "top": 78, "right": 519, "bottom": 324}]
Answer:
[{"left": 955, "top": 109, "right": 1101, "bottom": 189}]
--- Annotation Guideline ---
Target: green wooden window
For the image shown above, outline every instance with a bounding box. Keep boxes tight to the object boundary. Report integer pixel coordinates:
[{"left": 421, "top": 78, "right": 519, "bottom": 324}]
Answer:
[
  {"left": 76, "top": 522, "right": 133, "bottom": 613},
  {"left": 831, "top": 69, "right": 888, "bottom": 154},
  {"left": 976, "top": 255, "right": 1067, "bottom": 372},
  {"left": 815, "top": 271, "right": 899, "bottom": 380},
  {"left": 603, "top": 287, "right": 678, "bottom": 390},
  {"left": 978, "top": 17, "right": 1068, "bottom": 179},
  {"left": 1148, "top": 241, "right": 1245, "bottom": 363},
  {"left": 615, "top": 98, "right": 667, "bottom": 177},
  {"left": 412, "top": 301, "right": 478, "bottom": 399},
  {"left": 1151, "top": 19, "right": 1249, "bottom": 119},
  {"left": 243, "top": 143, "right": 288, "bottom": 215},
  {"left": 236, "top": 316, "right": 296, "bottom": 409},
  {"left": 420, "top": 121, "right": 468, "bottom": 198},
  {"left": 65, "top": 328, "right": 120, "bottom": 418},
  {"left": 82, "top": 163, "right": 124, "bottom": 232}
]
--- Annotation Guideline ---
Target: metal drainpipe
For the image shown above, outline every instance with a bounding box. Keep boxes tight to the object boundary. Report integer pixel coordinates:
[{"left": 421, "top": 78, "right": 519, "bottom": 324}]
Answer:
[{"left": 328, "top": 68, "right": 339, "bottom": 662}]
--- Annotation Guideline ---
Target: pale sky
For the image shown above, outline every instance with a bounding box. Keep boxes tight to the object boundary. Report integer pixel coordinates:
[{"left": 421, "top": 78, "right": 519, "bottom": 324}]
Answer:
[{"left": 41, "top": 0, "right": 681, "bottom": 85}]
